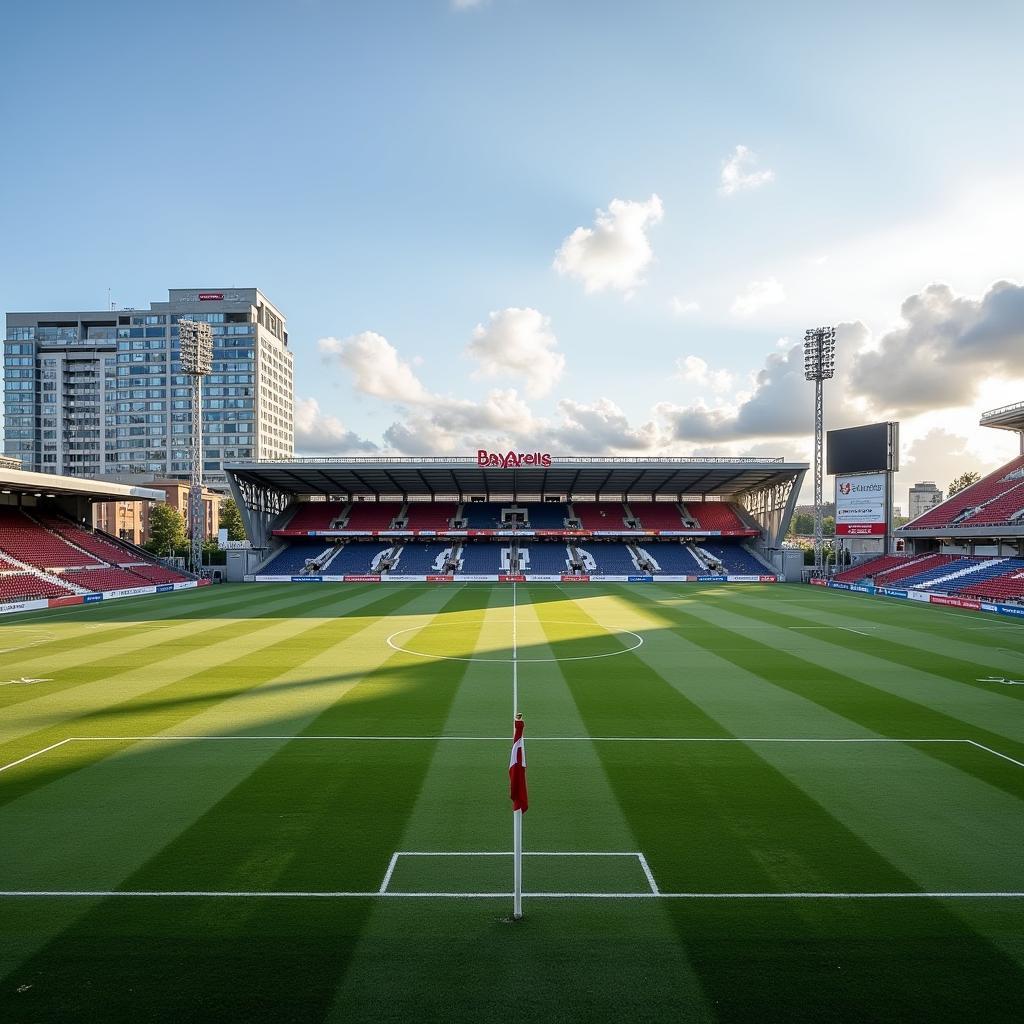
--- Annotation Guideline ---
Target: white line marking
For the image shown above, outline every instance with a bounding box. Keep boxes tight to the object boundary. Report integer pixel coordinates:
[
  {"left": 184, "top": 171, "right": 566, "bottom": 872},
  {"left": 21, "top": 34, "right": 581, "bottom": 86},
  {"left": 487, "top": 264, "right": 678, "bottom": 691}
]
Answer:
[
  {"left": 5, "top": 737, "right": 1021, "bottom": 780},
  {"left": 385, "top": 622, "right": 644, "bottom": 664},
  {"left": 0, "top": 890, "right": 1021, "bottom": 900},
  {"left": 0, "top": 738, "right": 72, "bottom": 775},
  {"left": 967, "top": 740, "right": 1024, "bottom": 770},
  {"left": 57, "top": 735, "right": 977, "bottom": 743},
  {"left": 512, "top": 579, "right": 518, "bottom": 715},
  {"left": 395, "top": 850, "right": 645, "bottom": 857},
  {"left": 637, "top": 853, "right": 660, "bottom": 895},
  {"left": 378, "top": 852, "right": 399, "bottom": 894},
  {"left": 840, "top": 626, "right": 871, "bottom": 637}
]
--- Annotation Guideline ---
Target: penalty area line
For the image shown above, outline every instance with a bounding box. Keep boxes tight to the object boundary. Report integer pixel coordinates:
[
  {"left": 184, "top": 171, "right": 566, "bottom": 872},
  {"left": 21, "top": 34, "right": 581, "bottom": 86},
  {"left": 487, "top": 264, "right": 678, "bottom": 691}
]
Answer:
[{"left": 1, "top": 890, "right": 1023, "bottom": 900}]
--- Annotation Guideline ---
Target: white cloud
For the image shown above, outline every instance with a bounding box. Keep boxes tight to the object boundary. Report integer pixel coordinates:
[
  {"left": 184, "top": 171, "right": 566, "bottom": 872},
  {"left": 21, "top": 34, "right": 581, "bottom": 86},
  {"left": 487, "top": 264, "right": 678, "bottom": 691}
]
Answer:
[
  {"left": 718, "top": 145, "right": 775, "bottom": 197},
  {"left": 319, "top": 331, "right": 430, "bottom": 404},
  {"left": 676, "top": 355, "right": 734, "bottom": 394},
  {"left": 548, "top": 398, "right": 660, "bottom": 453},
  {"left": 466, "top": 307, "right": 564, "bottom": 397},
  {"left": 553, "top": 194, "right": 664, "bottom": 295},
  {"left": 670, "top": 297, "right": 700, "bottom": 315},
  {"left": 451, "top": 0, "right": 486, "bottom": 8},
  {"left": 848, "top": 280, "right": 1024, "bottom": 416},
  {"left": 293, "top": 397, "right": 377, "bottom": 455},
  {"left": 730, "top": 277, "right": 786, "bottom": 317}
]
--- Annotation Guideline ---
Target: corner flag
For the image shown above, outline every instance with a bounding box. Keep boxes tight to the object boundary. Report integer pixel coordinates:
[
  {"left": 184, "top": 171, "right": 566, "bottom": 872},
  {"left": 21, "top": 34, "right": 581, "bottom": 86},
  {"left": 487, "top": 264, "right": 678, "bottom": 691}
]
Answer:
[{"left": 509, "top": 715, "right": 528, "bottom": 813}]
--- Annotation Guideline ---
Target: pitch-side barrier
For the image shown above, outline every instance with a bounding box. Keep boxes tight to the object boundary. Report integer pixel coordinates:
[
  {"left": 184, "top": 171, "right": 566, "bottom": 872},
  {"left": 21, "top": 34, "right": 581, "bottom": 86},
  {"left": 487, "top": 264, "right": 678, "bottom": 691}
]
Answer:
[
  {"left": 0, "top": 579, "right": 210, "bottom": 617},
  {"left": 247, "top": 574, "right": 779, "bottom": 584},
  {"left": 809, "top": 578, "right": 1024, "bottom": 621}
]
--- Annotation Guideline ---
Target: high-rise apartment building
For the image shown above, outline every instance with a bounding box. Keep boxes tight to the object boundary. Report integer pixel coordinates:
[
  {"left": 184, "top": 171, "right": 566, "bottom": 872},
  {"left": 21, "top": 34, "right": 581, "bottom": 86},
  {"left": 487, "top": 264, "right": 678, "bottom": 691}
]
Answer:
[
  {"left": 908, "top": 481, "right": 943, "bottom": 520},
  {"left": 4, "top": 288, "right": 293, "bottom": 485}
]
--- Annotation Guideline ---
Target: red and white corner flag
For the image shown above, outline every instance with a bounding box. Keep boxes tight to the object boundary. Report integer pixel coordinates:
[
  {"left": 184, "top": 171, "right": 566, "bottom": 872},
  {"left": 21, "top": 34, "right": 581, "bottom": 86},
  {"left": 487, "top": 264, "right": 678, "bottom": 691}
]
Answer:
[{"left": 509, "top": 715, "right": 528, "bottom": 813}]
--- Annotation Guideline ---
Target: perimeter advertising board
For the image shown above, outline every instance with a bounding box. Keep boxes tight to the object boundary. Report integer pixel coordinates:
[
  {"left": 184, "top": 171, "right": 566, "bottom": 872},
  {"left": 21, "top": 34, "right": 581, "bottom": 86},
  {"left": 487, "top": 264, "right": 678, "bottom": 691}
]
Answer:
[{"left": 835, "top": 472, "right": 887, "bottom": 536}]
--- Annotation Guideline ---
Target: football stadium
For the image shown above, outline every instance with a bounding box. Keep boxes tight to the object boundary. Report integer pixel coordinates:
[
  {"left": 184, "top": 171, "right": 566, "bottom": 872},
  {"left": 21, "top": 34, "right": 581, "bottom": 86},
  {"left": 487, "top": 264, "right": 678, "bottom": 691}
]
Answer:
[
  {"left": 5, "top": 3, "right": 1024, "bottom": 1020},
  {"left": 2, "top": 424, "right": 1024, "bottom": 1020}
]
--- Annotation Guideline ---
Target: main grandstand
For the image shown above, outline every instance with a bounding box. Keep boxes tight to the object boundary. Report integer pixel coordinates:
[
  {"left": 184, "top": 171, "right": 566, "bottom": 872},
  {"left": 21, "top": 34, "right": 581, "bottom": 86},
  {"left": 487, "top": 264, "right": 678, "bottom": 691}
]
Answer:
[
  {"left": 830, "top": 401, "right": 1024, "bottom": 608},
  {"left": 224, "top": 454, "right": 808, "bottom": 582},
  {"left": 0, "top": 465, "right": 200, "bottom": 612}
]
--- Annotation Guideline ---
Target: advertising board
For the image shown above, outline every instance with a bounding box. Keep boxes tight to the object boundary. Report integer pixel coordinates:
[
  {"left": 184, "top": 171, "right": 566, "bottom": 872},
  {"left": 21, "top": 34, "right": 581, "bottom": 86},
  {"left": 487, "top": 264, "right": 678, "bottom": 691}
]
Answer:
[{"left": 835, "top": 471, "right": 887, "bottom": 536}]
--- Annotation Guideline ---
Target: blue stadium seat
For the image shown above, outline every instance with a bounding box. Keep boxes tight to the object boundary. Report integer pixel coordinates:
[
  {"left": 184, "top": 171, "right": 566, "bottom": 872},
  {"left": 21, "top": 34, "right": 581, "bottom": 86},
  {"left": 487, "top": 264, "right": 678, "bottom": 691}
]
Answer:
[
  {"left": 521, "top": 544, "right": 571, "bottom": 574},
  {"left": 393, "top": 543, "right": 454, "bottom": 574},
  {"left": 261, "top": 542, "right": 334, "bottom": 575}
]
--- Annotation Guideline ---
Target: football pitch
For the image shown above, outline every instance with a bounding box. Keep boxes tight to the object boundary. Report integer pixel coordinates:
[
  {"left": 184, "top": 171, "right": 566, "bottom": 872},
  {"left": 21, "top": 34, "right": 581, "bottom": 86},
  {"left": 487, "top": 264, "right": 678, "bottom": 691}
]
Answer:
[{"left": 2, "top": 582, "right": 1024, "bottom": 1022}]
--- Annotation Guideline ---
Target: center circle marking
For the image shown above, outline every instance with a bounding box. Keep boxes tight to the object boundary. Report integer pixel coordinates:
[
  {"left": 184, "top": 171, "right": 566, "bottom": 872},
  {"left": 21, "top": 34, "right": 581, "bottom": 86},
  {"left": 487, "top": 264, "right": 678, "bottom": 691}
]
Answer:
[{"left": 386, "top": 619, "right": 644, "bottom": 664}]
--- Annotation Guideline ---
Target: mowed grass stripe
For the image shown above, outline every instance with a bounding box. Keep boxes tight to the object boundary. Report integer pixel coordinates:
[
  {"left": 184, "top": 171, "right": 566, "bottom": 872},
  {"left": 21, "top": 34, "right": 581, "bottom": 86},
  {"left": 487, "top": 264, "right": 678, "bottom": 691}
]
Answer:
[
  {"left": 0, "top": 584, "right": 386, "bottom": 710},
  {"left": 777, "top": 585, "right": 1024, "bottom": 644},
  {"left": 0, "top": 586, "right": 490, "bottom": 1023},
  {"left": 0, "top": 584, "right": 465, "bottom": 984},
  {"left": 624, "top": 586, "right": 1024, "bottom": 802},
  {"left": 717, "top": 586, "right": 1024, "bottom": 696},
  {"left": 539, "top": 587, "right": 1024, "bottom": 1021},
  {"left": 0, "top": 586, "right": 436, "bottom": 810},
  {"left": 0, "top": 583, "right": 398, "bottom": 747},
  {"left": 329, "top": 585, "right": 714, "bottom": 1024}
]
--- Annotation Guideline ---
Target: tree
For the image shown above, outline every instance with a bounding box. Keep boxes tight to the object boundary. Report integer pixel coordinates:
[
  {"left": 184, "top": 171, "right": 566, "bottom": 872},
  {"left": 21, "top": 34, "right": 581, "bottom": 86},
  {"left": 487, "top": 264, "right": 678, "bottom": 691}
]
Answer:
[
  {"left": 220, "top": 497, "right": 246, "bottom": 541},
  {"left": 948, "top": 471, "right": 981, "bottom": 496},
  {"left": 148, "top": 503, "right": 187, "bottom": 555}
]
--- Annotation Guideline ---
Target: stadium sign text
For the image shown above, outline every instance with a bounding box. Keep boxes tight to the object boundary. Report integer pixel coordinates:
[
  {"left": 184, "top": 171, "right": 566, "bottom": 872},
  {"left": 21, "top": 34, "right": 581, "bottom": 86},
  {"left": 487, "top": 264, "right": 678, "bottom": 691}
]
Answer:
[{"left": 477, "top": 450, "right": 552, "bottom": 468}]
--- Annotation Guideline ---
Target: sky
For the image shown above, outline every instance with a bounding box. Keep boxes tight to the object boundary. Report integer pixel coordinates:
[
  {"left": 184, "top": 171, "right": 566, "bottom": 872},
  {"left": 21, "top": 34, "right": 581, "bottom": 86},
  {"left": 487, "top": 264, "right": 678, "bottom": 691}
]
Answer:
[{"left": 2, "top": 0, "right": 1023, "bottom": 508}]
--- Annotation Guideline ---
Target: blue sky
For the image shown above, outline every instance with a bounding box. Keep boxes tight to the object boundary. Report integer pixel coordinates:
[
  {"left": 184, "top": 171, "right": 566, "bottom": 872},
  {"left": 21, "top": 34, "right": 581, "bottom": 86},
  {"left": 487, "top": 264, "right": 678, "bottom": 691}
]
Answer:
[{"left": 2, "top": 0, "right": 1023, "bottom": 504}]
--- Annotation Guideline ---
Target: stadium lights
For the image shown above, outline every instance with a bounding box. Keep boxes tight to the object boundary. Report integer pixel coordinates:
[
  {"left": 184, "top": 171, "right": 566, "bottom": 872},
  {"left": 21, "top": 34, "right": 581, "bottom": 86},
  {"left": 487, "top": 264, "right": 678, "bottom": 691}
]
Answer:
[
  {"left": 804, "top": 326, "right": 837, "bottom": 575},
  {"left": 803, "top": 327, "right": 836, "bottom": 381},
  {"left": 177, "top": 320, "right": 213, "bottom": 576}
]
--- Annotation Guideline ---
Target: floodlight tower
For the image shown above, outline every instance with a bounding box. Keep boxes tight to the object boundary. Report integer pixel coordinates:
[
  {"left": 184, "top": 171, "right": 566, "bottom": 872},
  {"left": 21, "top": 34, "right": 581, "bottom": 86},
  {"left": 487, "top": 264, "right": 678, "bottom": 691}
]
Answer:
[
  {"left": 804, "top": 326, "right": 836, "bottom": 574},
  {"left": 178, "top": 319, "right": 213, "bottom": 575}
]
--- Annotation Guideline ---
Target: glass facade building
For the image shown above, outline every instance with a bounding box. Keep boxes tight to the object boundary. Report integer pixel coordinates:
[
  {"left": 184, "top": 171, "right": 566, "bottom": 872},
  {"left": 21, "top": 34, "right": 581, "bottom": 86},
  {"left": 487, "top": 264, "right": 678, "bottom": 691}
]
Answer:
[{"left": 3, "top": 288, "right": 293, "bottom": 485}]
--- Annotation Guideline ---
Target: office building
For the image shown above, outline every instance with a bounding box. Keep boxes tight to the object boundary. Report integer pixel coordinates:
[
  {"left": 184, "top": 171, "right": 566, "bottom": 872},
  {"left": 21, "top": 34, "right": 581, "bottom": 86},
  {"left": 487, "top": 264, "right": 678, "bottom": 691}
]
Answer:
[
  {"left": 908, "top": 481, "right": 943, "bottom": 520},
  {"left": 4, "top": 287, "right": 293, "bottom": 486}
]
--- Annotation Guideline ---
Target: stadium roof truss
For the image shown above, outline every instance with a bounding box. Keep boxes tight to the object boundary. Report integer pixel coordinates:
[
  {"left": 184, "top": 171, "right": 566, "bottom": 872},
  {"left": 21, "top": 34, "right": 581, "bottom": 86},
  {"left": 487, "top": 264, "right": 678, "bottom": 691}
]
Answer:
[{"left": 224, "top": 457, "right": 808, "bottom": 549}]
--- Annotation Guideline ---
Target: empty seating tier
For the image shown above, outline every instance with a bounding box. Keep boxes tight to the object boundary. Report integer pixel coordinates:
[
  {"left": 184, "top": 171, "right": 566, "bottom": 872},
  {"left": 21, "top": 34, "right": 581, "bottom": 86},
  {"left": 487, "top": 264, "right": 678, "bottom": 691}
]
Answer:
[
  {"left": 461, "top": 504, "right": 505, "bottom": 530},
  {"left": 129, "top": 564, "right": 190, "bottom": 585},
  {"left": 459, "top": 543, "right": 509, "bottom": 573},
  {"left": 628, "top": 503, "right": 685, "bottom": 530},
  {"left": 61, "top": 568, "right": 152, "bottom": 593},
  {"left": 573, "top": 503, "right": 629, "bottom": 530},
  {"left": 872, "top": 554, "right": 960, "bottom": 585},
  {"left": 575, "top": 543, "right": 638, "bottom": 575},
  {"left": 0, "top": 573, "right": 75, "bottom": 601},
  {"left": 687, "top": 502, "right": 746, "bottom": 532},
  {"left": 404, "top": 504, "right": 458, "bottom": 531},
  {"left": 699, "top": 542, "right": 768, "bottom": 575},
  {"left": 907, "top": 455, "right": 1024, "bottom": 529},
  {"left": 286, "top": 502, "right": 346, "bottom": 531},
  {"left": 833, "top": 555, "right": 913, "bottom": 584},
  {"left": 262, "top": 542, "right": 335, "bottom": 575},
  {"left": 520, "top": 544, "right": 571, "bottom": 574},
  {"left": 343, "top": 503, "right": 402, "bottom": 531},
  {"left": 34, "top": 513, "right": 137, "bottom": 564},
  {"left": 328, "top": 544, "right": 394, "bottom": 574},
  {"left": 0, "top": 508, "right": 101, "bottom": 569},
  {"left": 393, "top": 543, "right": 454, "bottom": 574},
  {"left": 638, "top": 544, "right": 704, "bottom": 574}
]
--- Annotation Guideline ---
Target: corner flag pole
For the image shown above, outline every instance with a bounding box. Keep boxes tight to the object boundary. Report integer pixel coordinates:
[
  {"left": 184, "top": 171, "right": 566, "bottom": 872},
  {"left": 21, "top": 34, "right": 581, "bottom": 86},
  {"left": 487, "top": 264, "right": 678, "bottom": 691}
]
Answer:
[
  {"left": 510, "top": 583, "right": 526, "bottom": 919},
  {"left": 511, "top": 713, "right": 525, "bottom": 920}
]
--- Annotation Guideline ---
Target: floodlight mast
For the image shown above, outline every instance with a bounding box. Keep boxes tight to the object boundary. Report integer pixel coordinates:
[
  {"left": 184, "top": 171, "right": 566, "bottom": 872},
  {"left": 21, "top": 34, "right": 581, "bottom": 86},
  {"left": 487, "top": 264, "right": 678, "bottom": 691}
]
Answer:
[
  {"left": 178, "top": 320, "right": 213, "bottom": 576},
  {"left": 804, "top": 326, "right": 836, "bottom": 574}
]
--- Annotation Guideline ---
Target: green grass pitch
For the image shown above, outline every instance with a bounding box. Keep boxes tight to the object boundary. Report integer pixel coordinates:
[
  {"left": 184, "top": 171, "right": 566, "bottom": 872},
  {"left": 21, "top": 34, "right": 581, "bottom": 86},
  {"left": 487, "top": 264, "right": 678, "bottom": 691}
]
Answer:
[{"left": 2, "top": 581, "right": 1024, "bottom": 1022}]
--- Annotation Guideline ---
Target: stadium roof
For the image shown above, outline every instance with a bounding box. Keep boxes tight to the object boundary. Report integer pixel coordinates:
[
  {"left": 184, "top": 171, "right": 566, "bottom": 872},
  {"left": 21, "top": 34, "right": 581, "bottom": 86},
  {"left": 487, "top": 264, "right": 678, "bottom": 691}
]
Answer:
[
  {"left": 224, "top": 456, "right": 808, "bottom": 500},
  {"left": 0, "top": 467, "right": 165, "bottom": 502},
  {"left": 980, "top": 400, "right": 1024, "bottom": 437}
]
